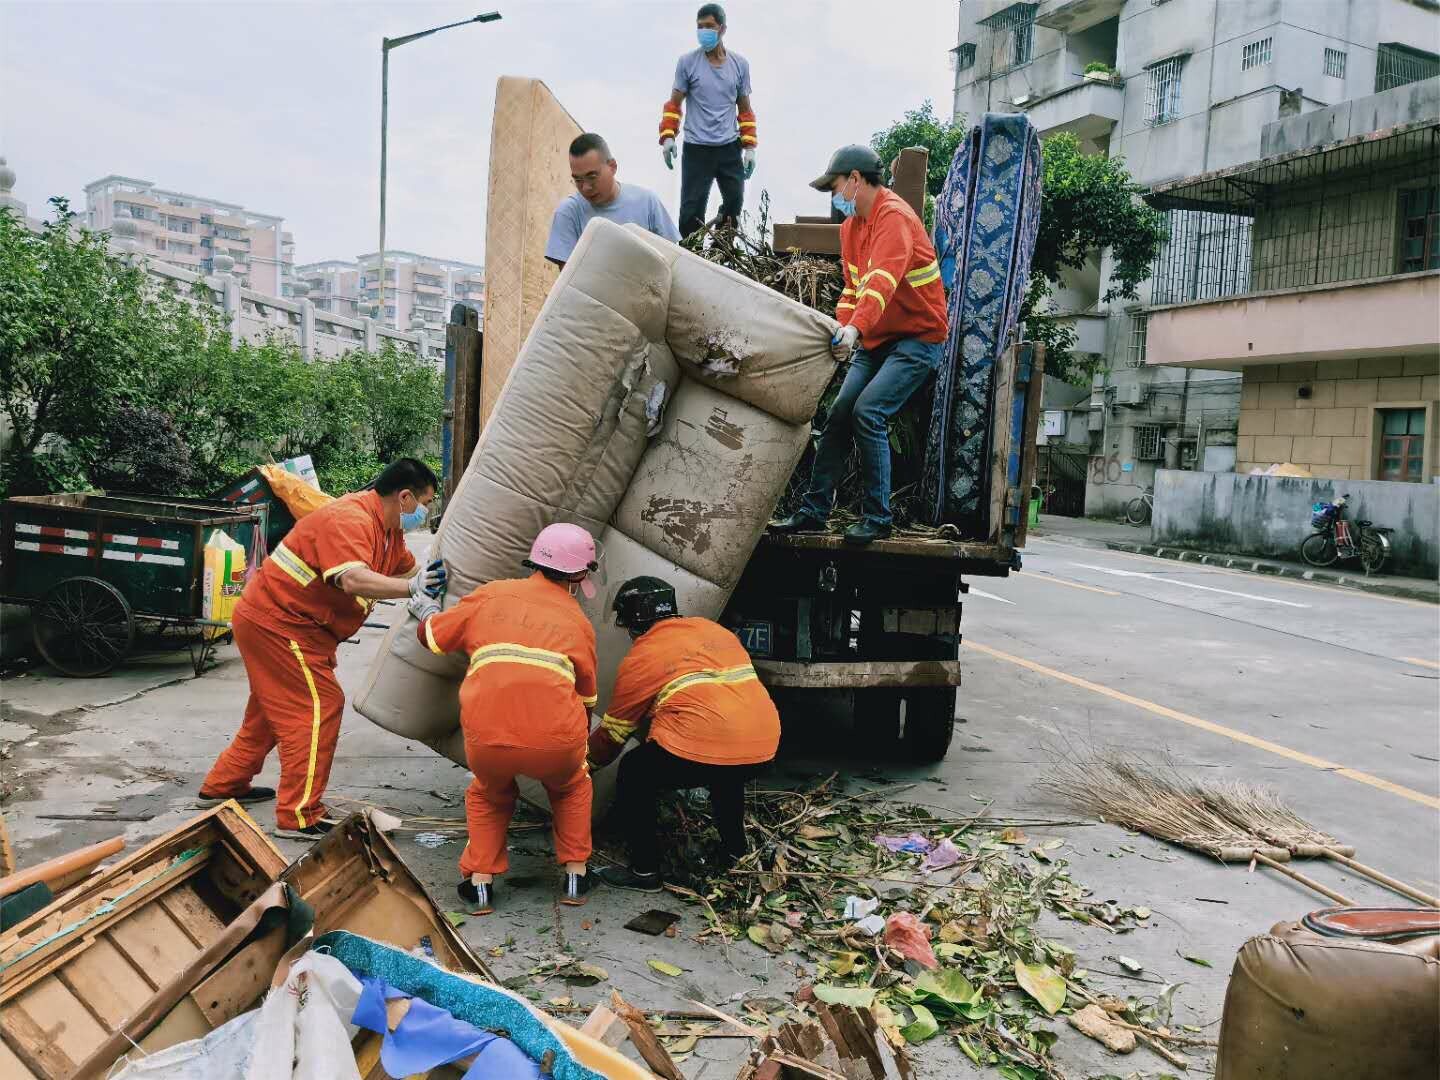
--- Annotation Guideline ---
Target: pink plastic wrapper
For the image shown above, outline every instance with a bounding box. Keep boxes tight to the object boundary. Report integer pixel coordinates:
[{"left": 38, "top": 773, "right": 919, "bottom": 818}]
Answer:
[
  {"left": 875, "top": 833, "right": 933, "bottom": 854},
  {"left": 883, "top": 911, "right": 937, "bottom": 969},
  {"left": 922, "top": 837, "right": 963, "bottom": 871}
]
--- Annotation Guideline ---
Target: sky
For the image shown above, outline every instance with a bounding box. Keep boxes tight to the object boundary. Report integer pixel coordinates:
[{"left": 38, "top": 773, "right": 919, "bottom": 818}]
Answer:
[{"left": 0, "top": 0, "right": 959, "bottom": 271}]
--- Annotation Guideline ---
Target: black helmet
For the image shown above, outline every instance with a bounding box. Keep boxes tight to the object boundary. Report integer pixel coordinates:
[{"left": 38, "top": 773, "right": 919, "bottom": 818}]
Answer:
[{"left": 613, "top": 575, "right": 678, "bottom": 632}]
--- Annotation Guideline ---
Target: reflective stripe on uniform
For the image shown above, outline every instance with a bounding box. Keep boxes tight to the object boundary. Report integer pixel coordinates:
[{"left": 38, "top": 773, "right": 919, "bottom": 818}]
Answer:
[
  {"left": 580, "top": 693, "right": 598, "bottom": 707},
  {"left": 271, "top": 543, "right": 317, "bottom": 587},
  {"left": 424, "top": 618, "right": 444, "bottom": 655},
  {"left": 857, "top": 288, "right": 888, "bottom": 312},
  {"left": 287, "top": 639, "right": 324, "bottom": 829},
  {"left": 323, "top": 560, "right": 366, "bottom": 582},
  {"left": 467, "top": 642, "right": 576, "bottom": 683},
  {"left": 906, "top": 260, "right": 941, "bottom": 288},
  {"left": 655, "top": 663, "right": 758, "bottom": 706},
  {"left": 863, "top": 267, "right": 898, "bottom": 290}
]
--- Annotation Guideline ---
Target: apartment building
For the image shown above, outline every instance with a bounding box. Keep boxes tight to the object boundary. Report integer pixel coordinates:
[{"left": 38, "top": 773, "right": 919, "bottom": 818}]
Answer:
[
  {"left": 296, "top": 251, "right": 485, "bottom": 332},
  {"left": 952, "top": 0, "right": 1440, "bottom": 512},
  {"left": 84, "top": 175, "right": 293, "bottom": 295}
]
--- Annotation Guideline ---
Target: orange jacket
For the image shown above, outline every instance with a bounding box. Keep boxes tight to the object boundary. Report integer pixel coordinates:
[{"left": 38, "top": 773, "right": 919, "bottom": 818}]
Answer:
[
  {"left": 417, "top": 573, "right": 598, "bottom": 751},
  {"left": 240, "top": 489, "right": 415, "bottom": 645},
  {"left": 589, "top": 617, "right": 779, "bottom": 767},
  {"left": 836, "top": 187, "right": 948, "bottom": 351}
]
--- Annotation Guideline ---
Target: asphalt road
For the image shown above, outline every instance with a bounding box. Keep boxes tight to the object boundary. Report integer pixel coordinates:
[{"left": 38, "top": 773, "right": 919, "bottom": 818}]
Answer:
[{"left": 3, "top": 533, "right": 1436, "bottom": 1078}]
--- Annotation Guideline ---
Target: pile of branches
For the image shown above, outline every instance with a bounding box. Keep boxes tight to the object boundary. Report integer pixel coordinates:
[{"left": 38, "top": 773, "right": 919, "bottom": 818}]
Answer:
[
  {"left": 645, "top": 775, "right": 1196, "bottom": 1078},
  {"left": 682, "top": 197, "right": 933, "bottom": 530}
]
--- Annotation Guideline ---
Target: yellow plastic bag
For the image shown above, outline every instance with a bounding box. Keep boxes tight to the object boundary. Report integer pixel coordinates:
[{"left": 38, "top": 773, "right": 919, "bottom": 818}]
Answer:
[
  {"left": 260, "top": 463, "right": 334, "bottom": 520},
  {"left": 203, "top": 529, "right": 247, "bottom": 635}
]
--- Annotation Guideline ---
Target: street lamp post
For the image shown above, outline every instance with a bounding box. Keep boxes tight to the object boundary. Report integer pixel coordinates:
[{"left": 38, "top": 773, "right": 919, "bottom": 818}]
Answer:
[{"left": 379, "top": 11, "right": 500, "bottom": 325}]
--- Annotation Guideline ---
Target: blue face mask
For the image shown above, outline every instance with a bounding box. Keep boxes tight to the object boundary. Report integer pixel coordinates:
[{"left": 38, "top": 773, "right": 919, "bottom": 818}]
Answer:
[
  {"left": 832, "top": 181, "right": 856, "bottom": 219},
  {"left": 400, "top": 499, "right": 428, "bottom": 532},
  {"left": 697, "top": 27, "right": 720, "bottom": 51}
]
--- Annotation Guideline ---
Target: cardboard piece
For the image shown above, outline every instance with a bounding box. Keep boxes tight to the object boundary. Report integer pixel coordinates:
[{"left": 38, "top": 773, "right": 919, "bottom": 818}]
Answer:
[{"left": 774, "top": 146, "right": 931, "bottom": 255}]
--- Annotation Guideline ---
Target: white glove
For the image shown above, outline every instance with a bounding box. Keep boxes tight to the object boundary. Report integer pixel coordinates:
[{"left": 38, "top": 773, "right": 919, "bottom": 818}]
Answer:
[
  {"left": 662, "top": 138, "right": 676, "bottom": 170},
  {"left": 831, "top": 324, "right": 860, "bottom": 360},
  {"left": 408, "top": 594, "right": 440, "bottom": 623},
  {"left": 742, "top": 147, "right": 756, "bottom": 180},
  {"left": 408, "top": 558, "right": 446, "bottom": 600}
]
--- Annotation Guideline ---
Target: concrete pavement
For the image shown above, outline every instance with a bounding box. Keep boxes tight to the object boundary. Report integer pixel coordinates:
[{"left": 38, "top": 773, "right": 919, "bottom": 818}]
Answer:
[{"left": 2, "top": 536, "right": 1436, "bottom": 1078}]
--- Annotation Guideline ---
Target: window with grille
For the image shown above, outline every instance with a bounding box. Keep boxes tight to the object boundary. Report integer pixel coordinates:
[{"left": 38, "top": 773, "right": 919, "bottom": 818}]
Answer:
[
  {"left": 1241, "top": 37, "right": 1272, "bottom": 70},
  {"left": 1128, "top": 314, "right": 1148, "bottom": 367},
  {"left": 1376, "top": 43, "right": 1440, "bottom": 92},
  {"left": 981, "top": 3, "right": 1037, "bottom": 70},
  {"left": 1134, "top": 425, "right": 1162, "bottom": 460},
  {"left": 1398, "top": 186, "right": 1439, "bottom": 273},
  {"left": 1323, "top": 47, "right": 1347, "bottom": 79},
  {"left": 1379, "top": 408, "right": 1426, "bottom": 482},
  {"left": 1146, "top": 56, "right": 1185, "bottom": 125},
  {"left": 952, "top": 42, "right": 976, "bottom": 72}
]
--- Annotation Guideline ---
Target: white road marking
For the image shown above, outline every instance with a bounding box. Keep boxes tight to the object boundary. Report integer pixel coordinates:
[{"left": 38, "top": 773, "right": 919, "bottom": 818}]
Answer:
[
  {"left": 966, "top": 587, "right": 1015, "bottom": 605},
  {"left": 1069, "top": 564, "right": 1309, "bottom": 608}
]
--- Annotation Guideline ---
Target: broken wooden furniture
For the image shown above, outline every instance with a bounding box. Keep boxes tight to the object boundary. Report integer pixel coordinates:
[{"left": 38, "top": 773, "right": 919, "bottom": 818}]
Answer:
[
  {"left": 739, "top": 1002, "right": 911, "bottom": 1080},
  {"left": 772, "top": 147, "right": 930, "bottom": 256},
  {"left": 0, "top": 802, "right": 284, "bottom": 1078}
]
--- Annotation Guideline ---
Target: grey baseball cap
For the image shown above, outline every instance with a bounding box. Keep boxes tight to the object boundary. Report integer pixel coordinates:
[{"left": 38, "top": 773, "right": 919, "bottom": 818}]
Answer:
[{"left": 809, "top": 144, "right": 883, "bottom": 191}]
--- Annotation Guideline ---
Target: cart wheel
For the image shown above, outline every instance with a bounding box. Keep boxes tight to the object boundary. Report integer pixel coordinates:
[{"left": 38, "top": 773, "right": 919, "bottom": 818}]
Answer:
[{"left": 32, "top": 576, "right": 135, "bottom": 677}]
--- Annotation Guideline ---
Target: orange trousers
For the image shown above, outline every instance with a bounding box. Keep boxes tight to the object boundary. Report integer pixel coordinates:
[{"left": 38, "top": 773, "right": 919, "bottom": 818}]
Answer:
[
  {"left": 201, "top": 604, "right": 344, "bottom": 830},
  {"left": 459, "top": 740, "right": 592, "bottom": 877}
]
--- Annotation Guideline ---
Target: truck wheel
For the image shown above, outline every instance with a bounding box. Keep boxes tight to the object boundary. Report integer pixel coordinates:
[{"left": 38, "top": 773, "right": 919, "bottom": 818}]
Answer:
[{"left": 856, "top": 686, "right": 957, "bottom": 763}]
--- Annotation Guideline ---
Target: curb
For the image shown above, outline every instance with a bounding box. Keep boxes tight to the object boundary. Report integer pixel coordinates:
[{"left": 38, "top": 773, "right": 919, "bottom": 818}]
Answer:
[{"left": 1028, "top": 529, "right": 1438, "bottom": 604}]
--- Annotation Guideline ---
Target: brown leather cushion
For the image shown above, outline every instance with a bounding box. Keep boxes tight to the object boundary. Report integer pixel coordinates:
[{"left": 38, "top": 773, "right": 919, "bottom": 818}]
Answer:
[
  {"left": 1217, "top": 922, "right": 1439, "bottom": 1079},
  {"left": 1301, "top": 906, "right": 1440, "bottom": 942}
]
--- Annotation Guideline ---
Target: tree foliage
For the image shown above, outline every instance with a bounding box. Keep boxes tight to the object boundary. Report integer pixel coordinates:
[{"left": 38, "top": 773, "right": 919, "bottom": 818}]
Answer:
[
  {"left": 0, "top": 200, "right": 443, "bottom": 499},
  {"left": 870, "top": 106, "right": 1167, "bottom": 383}
]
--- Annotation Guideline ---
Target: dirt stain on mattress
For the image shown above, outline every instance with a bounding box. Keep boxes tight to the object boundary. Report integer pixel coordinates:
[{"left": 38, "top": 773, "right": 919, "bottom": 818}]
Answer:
[
  {"left": 641, "top": 496, "right": 740, "bottom": 556},
  {"left": 704, "top": 408, "right": 745, "bottom": 450}
]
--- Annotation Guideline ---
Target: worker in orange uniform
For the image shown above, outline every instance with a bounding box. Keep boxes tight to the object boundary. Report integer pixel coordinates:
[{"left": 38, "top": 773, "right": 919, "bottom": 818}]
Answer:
[
  {"left": 200, "top": 458, "right": 444, "bottom": 840},
  {"left": 409, "top": 523, "right": 601, "bottom": 912},
  {"left": 770, "top": 144, "right": 949, "bottom": 546},
  {"left": 588, "top": 576, "right": 779, "bottom": 892}
]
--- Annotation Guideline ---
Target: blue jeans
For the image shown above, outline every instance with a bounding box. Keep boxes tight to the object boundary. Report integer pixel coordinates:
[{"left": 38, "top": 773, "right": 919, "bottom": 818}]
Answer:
[{"left": 799, "top": 337, "right": 942, "bottom": 528}]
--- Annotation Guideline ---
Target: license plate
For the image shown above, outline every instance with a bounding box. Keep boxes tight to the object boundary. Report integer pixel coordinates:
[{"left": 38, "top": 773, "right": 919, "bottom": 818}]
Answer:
[{"left": 736, "top": 620, "right": 773, "bottom": 657}]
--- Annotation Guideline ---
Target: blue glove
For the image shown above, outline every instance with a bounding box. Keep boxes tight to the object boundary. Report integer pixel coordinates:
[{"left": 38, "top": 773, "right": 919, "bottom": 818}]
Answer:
[{"left": 409, "top": 558, "right": 447, "bottom": 600}]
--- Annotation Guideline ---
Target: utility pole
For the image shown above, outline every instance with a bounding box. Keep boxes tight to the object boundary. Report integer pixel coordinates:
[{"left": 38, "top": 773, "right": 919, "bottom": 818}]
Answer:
[{"left": 379, "top": 11, "right": 501, "bottom": 325}]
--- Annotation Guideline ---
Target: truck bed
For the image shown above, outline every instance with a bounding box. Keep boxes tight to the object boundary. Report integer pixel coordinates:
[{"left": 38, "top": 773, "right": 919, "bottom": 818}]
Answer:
[{"left": 757, "top": 531, "right": 1018, "bottom": 575}]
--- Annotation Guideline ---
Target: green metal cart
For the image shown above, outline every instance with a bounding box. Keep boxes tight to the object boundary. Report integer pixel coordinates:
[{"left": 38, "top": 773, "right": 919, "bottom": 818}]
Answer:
[{"left": 0, "top": 494, "right": 267, "bottom": 677}]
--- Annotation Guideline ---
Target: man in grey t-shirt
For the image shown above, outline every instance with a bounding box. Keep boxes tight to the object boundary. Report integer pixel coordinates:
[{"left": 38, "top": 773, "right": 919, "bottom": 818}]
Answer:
[
  {"left": 659, "top": 3, "right": 756, "bottom": 238},
  {"left": 546, "top": 133, "right": 680, "bottom": 267}
]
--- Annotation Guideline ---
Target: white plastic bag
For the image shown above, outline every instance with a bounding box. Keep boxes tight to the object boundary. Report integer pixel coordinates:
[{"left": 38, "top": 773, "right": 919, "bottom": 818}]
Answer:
[{"left": 109, "top": 953, "right": 362, "bottom": 1080}]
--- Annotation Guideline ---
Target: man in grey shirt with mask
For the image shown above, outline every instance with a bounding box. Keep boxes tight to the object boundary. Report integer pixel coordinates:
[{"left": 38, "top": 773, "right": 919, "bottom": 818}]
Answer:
[
  {"left": 546, "top": 133, "right": 680, "bottom": 267},
  {"left": 659, "top": 3, "right": 757, "bottom": 238}
]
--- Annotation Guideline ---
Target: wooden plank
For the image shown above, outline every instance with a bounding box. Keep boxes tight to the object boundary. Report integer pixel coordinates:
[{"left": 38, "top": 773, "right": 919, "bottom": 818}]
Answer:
[
  {"left": 0, "top": 1034, "right": 41, "bottom": 1079},
  {"left": 7, "top": 977, "right": 112, "bottom": 1076},
  {"left": 159, "top": 885, "right": 228, "bottom": 948},
  {"left": 189, "top": 928, "right": 288, "bottom": 1028},
  {"left": 136, "top": 996, "right": 210, "bottom": 1055},
  {"left": 54, "top": 936, "right": 154, "bottom": 1031},
  {"left": 755, "top": 659, "right": 962, "bottom": 689},
  {"left": 610, "top": 991, "right": 685, "bottom": 1080},
  {"left": 795, "top": 214, "right": 835, "bottom": 224},
  {"left": 578, "top": 1003, "right": 629, "bottom": 1049},
  {"left": 759, "top": 532, "right": 1010, "bottom": 562},
  {"left": 773, "top": 222, "right": 841, "bottom": 255},
  {"left": 987, "top": 344, "right": 1019, "bottom": 546},
  {"left": 1012, "top": 343, "right": 1047, "bottom": 550},
  {"left": 890, "top": 146, "right": 930, "bottom": 219},
  {"left": 106, "top": 902, "right": 198, "bottom": 990},
  {"left": 0, "top": 809, "right": 14, "bottom": 878}
]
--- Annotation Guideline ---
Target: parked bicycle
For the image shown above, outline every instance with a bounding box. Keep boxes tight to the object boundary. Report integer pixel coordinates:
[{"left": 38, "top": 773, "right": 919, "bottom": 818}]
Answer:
[
  {"left": 1124, "top": 487, "right": 1153, "bottom": 526},
  {"left": 1302, "top": 494, "right": 1391, "bottom": 574}
]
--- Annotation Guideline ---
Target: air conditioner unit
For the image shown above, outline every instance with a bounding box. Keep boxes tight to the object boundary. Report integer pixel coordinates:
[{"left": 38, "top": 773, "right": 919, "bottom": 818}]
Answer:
[{"left": 1117, "top": 381, "right": 1147, "bottom": 406}]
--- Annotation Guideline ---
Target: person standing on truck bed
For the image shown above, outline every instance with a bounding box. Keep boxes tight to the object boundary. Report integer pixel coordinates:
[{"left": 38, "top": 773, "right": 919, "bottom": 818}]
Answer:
[
  {"left": 199, "top": 457, "right": 445, "bottom": 840},
  {"left": 588, "top": 576, "right": 779, "bottom": 893},
  {"left": 770, "top": 144, "right": 949, "bottom": 546},
  {"left": 661, "top": 3, "right": 757, "bottom": 238},
  {"left": 409, "top": 523, "right": 601, "bottom": 913},
  {"left": 545, "top": 132, "right": 679, "bottom": 268}
]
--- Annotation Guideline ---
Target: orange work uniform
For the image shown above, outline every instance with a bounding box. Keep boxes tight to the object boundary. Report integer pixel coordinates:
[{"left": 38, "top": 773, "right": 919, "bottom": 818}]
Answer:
[
  {"left": 416, "top": 572, "right": 598, "bottom": 877},
  {"left": 202, "top": 490, "right": 414, "bottom": 830},
  {"left": 588, "top": 616, "right": 779, "bottom": 768},
  {"left": 835, "top": 186, "right": 948, "bottom": 351}
]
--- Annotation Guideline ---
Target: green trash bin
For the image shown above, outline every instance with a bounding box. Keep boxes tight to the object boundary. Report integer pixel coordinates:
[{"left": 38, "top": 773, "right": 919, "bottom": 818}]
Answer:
[{"left": 1028, "top": 484, "right": 1042, "bottom": 527}]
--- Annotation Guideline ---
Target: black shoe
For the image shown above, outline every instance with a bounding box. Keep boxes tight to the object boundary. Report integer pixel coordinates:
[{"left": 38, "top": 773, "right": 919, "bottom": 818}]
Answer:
[
  {"left": 272, "top": 817, "right": 338, "bottom": 841},
  {"left": 199, "top": 785, "right": 276, "bottom": 807},
  {"left": 843, "top": 521, "right": 892, "bottom": 545},
  {"left": 458, "top": 879, "right": 496, "bottom": 914},
  {"left": 560, "top": 871, "right": 594, "bottom": 906},
  {"left": 768, "top": 513, "right": 826, "bottom": 535},
  {"left": 595, "top": 865, "right": 663, "bottom": 893}
]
